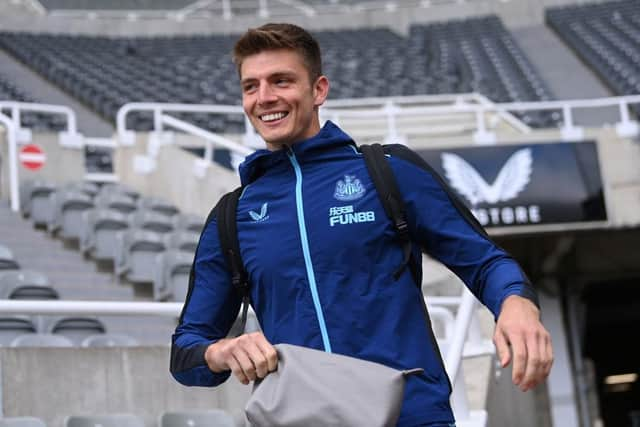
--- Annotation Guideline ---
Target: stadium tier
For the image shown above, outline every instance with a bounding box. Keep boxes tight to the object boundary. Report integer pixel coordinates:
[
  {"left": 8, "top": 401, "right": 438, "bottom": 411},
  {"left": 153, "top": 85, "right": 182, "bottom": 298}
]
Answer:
[
  {"left": 0, "top": 71, "right": 66, "bottom": 131},
  {"left": 546, "top": 0, "right": 640, "bottom": 116},
  {"left": 0, "top": 15, "right": 558, "bottom": 133}
]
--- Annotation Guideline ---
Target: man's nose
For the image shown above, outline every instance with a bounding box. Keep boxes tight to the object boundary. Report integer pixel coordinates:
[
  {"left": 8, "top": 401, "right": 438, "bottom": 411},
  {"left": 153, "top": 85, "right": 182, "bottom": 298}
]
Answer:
[{"left": 257, "top": 84, "right": 277, "bottom": 104}]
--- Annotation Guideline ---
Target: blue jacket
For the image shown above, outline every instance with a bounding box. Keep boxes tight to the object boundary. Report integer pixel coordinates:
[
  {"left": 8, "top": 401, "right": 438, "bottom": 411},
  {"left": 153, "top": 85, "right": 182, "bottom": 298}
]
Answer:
[{"left": 170, "top": 121, "right": 538, "bottom": 426}]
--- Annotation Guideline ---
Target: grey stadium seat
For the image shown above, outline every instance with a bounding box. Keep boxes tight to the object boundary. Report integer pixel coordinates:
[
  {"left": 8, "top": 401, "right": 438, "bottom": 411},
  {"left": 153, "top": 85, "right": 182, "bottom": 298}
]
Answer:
[
  {"left": 80, "top": 333, "right": 139, "bottom": 347},
  {"left": 64, "top": 180, "right": 100, "bottom": 198},
  {"left": 27, "top": 181, "right": 58, "bottom": 227},
  {"left": 0, "top": 270, "right": 56, "bottom": 301},
  {"left": 97, "top": 183, "right": 140, "bottom": 201},
  {"left": 136, "top": 196, "right": 179, "bottom": 217},
  {"left": 129, "top": 209, "right": 174, "bottom": 233},
  {"left": 10, "top": 333, "right": 75, "bottom": 347},
  {"left": 19, "top": 179, "right": 56, "bottom": 221},
  {"left": 45, "top": 316, "right": 106, "bottom": 344},
  {"left": 0, "top": 245, "right": 20, "bottom": 271},
  {"left": 0, "top": 416, "right": 47, "bottom": 427},
  {"left": 93, "top": 192, "right": 137, "bottom": 214},
  {"left": 79, "top": 209, "right": 130, "bottom": 261},
  {"left": 64, "top": 414, "right": 144, "bottom": 427},
  {"left": 159, "top": 409, "right": 236, "bottom": 427},
  {"left": 164, "top": 231, "right": 199, "bottom": 253},
  {"left": 153, "top": 250, "right": 193, "bottom": 301},
  {"left": 0, "top": 316, "right": 38, "bottom": 345},
  {"left": 114, "top": 228, "right": 167, "bottom": 284},
  {"left": 172, "top": 213, "right": 204, "bottom": 233},
  {"left": 47, "top": 189, "right": 95, "bottom": 240}
]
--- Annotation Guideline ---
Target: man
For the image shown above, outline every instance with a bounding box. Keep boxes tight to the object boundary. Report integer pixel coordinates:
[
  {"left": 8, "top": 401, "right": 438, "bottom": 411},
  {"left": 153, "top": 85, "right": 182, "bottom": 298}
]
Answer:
[{"left": 171, "top": 23, "right": 553, "bottom": 426}]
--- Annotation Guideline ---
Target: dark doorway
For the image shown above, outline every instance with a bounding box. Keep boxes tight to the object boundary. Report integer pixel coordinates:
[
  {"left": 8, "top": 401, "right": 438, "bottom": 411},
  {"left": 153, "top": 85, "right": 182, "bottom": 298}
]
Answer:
[{"left": 583, "top": 279, "right": 640, "bottom": 427}]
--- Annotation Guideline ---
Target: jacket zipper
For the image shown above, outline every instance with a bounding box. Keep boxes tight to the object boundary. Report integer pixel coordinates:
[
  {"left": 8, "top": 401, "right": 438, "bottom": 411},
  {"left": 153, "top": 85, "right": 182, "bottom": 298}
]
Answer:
[{"left": 287, "top": 148, "right": 332, "bottom": 353}]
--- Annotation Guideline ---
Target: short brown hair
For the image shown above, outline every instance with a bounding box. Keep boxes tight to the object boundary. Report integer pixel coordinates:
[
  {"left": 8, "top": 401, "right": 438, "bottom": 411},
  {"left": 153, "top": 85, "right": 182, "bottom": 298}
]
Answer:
[{"left": 233, "top": 23, "right": 322, "bottom": 82}]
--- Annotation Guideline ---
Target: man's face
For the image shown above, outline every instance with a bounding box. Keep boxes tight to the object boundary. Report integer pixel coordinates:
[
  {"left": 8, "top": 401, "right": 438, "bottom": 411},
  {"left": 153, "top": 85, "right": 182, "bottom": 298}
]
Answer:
[{"left": 240, "top": 49, "right": 329, "bottom": 149}]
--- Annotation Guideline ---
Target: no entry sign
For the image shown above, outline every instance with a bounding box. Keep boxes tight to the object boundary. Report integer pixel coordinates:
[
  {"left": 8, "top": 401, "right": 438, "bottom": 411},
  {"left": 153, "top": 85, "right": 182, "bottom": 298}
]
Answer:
[{"left": 19, "top": 144, "right": 46, "bottom": 171}]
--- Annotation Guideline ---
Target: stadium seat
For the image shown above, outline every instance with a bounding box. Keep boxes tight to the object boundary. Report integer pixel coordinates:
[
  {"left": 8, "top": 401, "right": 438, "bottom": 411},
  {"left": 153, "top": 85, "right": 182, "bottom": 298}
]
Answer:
[
  {"left": 0, "top": 245, "right": 20, "bottom": 271},
  {"left": 93, "top": 192, "right": 137, "bottom": 214},
  {"left": 45, "top": 316, "right": 107, "bottom": 344},
  {"left": 0, "top": 270, "right": 55, "bottom": 299},
  {"left": 10, "top": 333, "right": 75, "bottom": 347},
  {"left": 0, "top": 316, "right": 38, "bottom": 346},
  {"left": 4, "top": 285, "right": 59, "bottom": 300},
  {"left": 64, "top": 180, "right": 101, "bottom": 198},
  {"left": 152, "top": 250, "right": 193, "bottom": 301},
  {"left": 47, "top": 188, "right": 95, "bottom": 240},
  {"left": 64, "top": 414, "right": 144, "bottom": 427},
  {"left": 164, "top": 231, "right": 199, "bottom": 253},
  {"left": 136, "top": 196, "right": 179, "bottom": 217},
  {"left": 114, "top": 228, "right": 167, "bottom": 284},
  {"left": 97, "top": 183, "right": 140, "bottom": 201},
  {"left": 26, "top": 181, "right": 57, "bottom": 227},
  {"left": 79, "top": 208, "right": 130, "bottom": 261},
  {"left": 128, "top": 209, "right": 174, "bottom": 233},
  {"left": 159, "top": 409, "right": 235, "bottom": 427},
  {"left": 0, "top": 416, "right": 47, "bottom": 427},
  {"left": 80, "top": 333, "right": 139, "bottom": 347},
  {"left": 172, "top": 213, "right": 204, "bottom": 233}
]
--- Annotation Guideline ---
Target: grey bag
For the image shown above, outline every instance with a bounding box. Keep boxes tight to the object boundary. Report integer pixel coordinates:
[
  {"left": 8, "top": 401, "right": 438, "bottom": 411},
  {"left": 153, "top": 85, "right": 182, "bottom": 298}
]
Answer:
[{"left": 245, "top": 343, "right": 423, "bottom": 427}]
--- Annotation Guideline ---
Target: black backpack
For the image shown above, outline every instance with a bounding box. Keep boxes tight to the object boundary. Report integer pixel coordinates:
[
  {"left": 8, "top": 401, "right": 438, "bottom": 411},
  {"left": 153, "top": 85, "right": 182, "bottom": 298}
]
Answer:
[{"left": 215, "top": 143, "right": 414, "bottom": 328}]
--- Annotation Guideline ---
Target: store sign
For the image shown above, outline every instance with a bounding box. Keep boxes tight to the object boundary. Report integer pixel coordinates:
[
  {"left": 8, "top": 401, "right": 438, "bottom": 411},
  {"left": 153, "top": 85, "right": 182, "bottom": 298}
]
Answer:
[{"left": 417, "top": 141, "right": 607, "bottom": 227}]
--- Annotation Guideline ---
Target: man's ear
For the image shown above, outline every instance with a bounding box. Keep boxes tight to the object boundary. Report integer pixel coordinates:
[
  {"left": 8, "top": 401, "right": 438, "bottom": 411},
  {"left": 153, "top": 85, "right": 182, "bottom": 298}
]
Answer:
[{"left": 313, "top": 75, "right": 330, "bottom": 107}]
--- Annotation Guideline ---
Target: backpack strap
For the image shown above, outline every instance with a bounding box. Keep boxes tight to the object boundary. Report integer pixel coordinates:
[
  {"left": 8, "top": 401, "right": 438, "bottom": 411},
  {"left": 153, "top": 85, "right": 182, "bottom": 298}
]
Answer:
[
  {"left": 360, "top": 143, "right": 412, "bottom": 281},
  {"left": 216, "top": 186, "right": 250, "bottom": 335}
]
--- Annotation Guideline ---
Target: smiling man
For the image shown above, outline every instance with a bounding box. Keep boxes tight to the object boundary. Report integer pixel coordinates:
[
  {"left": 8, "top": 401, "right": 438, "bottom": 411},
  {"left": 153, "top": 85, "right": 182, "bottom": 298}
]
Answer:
[{"left": 170, "top": 23, "right": 553, "bottom": 426}]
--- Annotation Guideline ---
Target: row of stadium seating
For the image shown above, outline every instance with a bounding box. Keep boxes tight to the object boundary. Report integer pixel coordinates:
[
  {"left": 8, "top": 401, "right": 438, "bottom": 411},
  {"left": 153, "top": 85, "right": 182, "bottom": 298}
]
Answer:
[
  {"left": 0, "top": 245, "right": 134, "bottom": 347},
  {"left": 0, "top": 409, "right": 235, "bottom": 427},
  {"left": 0, "top": 15, "right": 558, "bottom": 132},
  {"left": 546, "top": 0, "right": 640, "bottom": 116},
  {"left": 19, "top": 179, "right": 202, "bottom": 301},
  {"left": 0, "top": 178, "right": 203, "bottom": 348}
]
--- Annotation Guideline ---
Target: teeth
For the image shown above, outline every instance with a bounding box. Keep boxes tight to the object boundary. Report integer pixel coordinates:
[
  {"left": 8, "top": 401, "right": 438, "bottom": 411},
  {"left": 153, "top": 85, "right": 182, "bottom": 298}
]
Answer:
[{"left": 261, "top": 112, "right": 286, "bottom": 122}]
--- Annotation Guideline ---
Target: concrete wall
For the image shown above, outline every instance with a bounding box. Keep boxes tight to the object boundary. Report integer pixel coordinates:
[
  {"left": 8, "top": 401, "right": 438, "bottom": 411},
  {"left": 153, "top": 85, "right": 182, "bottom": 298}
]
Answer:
[
  {"left": 0, "top": 131, "right": 85, "bottom": 202},
  {"left": 0, "top": 346, "right": 251, "bottom": 427},
  {"left": 0, "top": 0, "right": 591, "bottom": 36},
  {"left": 112, "top": 133, "right": 240, "bottom": 218}
]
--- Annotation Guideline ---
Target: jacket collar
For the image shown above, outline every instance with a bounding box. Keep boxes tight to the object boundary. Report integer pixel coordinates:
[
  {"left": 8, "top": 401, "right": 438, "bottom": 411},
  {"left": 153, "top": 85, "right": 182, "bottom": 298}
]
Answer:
[{"left": 238, "top": 121, "right": 354, "bottom": 186}]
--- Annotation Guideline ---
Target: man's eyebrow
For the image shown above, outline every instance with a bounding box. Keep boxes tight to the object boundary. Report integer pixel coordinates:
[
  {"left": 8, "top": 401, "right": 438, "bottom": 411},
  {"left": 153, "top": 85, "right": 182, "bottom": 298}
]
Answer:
[{"left": 241, "top": 71, "right": 297, "bottom": 85}]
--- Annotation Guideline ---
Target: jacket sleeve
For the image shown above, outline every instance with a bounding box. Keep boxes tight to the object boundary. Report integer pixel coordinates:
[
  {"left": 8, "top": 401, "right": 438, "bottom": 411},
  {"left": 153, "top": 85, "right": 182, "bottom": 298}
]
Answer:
[
  {"left": 170, "top": 212, "right": 242, "bottom": 387},
  {"left": 387, "top": 145, "right": 538, "bottom": 318}
]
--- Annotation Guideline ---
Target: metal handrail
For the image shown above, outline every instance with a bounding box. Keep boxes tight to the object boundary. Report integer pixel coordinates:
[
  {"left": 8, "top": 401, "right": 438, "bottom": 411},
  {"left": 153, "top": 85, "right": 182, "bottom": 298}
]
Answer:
[{"left": 0, "top": 100, "right": 79, "bottom": 135}]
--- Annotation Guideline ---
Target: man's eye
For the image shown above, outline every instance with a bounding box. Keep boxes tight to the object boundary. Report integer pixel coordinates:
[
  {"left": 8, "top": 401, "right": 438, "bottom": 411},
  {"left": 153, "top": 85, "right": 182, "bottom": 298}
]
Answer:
[
  {"left": 243, "top": 84, "right": 257, "bottom": 93},
  {"left": 276, "top": 79, "right": 289, "bottom": 86}
]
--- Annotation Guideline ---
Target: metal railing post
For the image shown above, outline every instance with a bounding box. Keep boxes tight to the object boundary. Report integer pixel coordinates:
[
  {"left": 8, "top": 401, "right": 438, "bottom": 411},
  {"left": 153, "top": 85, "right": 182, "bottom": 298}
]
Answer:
[{"left": 0, "top": 112, "right": 20, "bottom": 212}]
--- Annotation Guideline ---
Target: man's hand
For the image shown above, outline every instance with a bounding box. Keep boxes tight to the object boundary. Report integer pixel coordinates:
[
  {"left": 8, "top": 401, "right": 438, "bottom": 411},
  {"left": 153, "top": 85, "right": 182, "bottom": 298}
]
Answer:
[
  {"left": 494, "top": 295, "right": 553, "bottom": 392},
  {"left": 205, "top": 332, "right": 278, "bottom": 385}
]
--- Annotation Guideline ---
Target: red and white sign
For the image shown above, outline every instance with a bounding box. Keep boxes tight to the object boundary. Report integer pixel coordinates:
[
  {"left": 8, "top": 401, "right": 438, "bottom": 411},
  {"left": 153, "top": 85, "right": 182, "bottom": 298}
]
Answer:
[{"left": 19, "top": 144, "right": 46, "bottom": 171}]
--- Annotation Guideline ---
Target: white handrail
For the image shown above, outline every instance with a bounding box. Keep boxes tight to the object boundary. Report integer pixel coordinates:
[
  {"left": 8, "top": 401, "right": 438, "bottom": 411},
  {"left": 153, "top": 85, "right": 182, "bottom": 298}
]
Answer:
[
  {"left": 0, "top": 100, "right": 79, "bottom": 135},
  {"left": 444, "top": 287, "right": 479, "bottom": 385},
  {"left": 160, "top": 114, "right": 253, "bottom": 157},
  {"left": 0, "top": 299, "right": 183, "bottom": 317},
  {"left": 0, "top": 112, "right": 20, "bottom": 212}
]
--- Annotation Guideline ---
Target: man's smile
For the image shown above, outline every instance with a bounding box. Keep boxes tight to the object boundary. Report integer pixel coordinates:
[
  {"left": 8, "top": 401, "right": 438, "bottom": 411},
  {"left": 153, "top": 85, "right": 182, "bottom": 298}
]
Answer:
[{"left": 260, "top": 112, "right": 289, "bottom": 122}]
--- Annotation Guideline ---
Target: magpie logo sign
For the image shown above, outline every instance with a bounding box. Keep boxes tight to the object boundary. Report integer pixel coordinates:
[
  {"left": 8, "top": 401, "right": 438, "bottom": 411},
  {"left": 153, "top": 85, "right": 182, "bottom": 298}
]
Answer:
[
  {"left": 418, "top": 142, "right": 607, "bottom": 228},
  {"left": 442, "top": 148, "right": 532, "bottom": 205}
]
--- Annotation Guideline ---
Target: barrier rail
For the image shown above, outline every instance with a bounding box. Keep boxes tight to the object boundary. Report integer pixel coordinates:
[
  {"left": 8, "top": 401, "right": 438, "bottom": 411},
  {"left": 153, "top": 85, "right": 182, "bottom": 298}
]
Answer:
[
  {"left": 0, "top": 290, "right": 487, "bottom": 424},
  {"left": 0, "top": 101, "right": 82, "bottom": 147}
]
